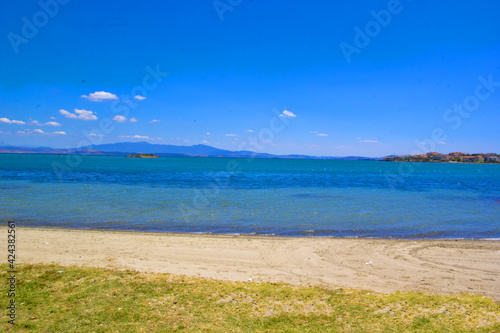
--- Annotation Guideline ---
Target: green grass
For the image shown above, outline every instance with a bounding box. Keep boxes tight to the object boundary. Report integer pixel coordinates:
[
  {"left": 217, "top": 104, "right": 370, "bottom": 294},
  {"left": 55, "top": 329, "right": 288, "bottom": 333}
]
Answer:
[{"left": 1, "top": 264, "right": 499, "bottom": 332}]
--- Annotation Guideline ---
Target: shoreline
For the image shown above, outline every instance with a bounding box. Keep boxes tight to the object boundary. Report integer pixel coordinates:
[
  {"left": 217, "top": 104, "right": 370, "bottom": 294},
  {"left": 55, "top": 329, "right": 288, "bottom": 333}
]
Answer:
[
  {"left": 11, "top": 227, "right": 500, "bottom": 301},
  {"left": 7, "top": 224, "right": 500, "bottom": 241}
]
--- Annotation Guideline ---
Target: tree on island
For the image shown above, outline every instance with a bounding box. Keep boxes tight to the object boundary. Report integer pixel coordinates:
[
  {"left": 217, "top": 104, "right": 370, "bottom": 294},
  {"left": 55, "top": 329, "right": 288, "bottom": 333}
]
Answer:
[{"left": 125, "top": 154, "right": 159, "bottom": 158}]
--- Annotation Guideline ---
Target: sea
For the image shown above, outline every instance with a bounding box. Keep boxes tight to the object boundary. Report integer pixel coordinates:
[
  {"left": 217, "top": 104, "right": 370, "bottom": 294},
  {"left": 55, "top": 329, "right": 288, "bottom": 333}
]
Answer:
[{"left": 0, "top": 153, "right": 499, "bottom": 239}]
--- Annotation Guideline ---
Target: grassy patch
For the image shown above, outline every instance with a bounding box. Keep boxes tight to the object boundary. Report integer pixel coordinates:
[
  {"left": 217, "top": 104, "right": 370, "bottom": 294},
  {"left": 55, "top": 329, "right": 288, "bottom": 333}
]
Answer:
[{"left": 1, "top": 264, "right": 499, "bottom": 332}]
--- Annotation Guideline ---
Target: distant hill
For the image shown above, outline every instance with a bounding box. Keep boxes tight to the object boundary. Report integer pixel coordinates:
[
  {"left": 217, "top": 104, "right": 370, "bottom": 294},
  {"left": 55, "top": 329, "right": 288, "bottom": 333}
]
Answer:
[
  {"left": 82, "top": 142, "right": 250, "bottom": 156},
  {"left": 0, "top": 145, "right": 104, "bottom": 155},
  {"left": 0, "top": 142, "right": 378, "bottom": 160}
]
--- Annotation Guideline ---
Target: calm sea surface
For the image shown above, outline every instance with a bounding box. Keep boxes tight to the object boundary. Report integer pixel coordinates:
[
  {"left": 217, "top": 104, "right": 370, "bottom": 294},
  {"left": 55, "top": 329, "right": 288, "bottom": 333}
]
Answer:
[{"left": 0, "top": 154, "right": 499, "bottom": 239}]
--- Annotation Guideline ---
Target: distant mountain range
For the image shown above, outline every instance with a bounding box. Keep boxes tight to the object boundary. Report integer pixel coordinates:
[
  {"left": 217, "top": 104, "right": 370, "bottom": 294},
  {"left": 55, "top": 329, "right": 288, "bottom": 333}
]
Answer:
[{"left": 0, "top": 141, "right": 377, "bottom": 160}]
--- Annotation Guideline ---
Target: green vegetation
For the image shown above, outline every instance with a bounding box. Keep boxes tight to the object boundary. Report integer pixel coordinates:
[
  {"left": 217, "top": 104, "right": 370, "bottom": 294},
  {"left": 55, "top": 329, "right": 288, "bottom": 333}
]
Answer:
[
  {"left": 125, "top": 154, "right": 159, "bottom": 158},
  {"left": 2, "top": 264, "right": 499, "bottom": 332},
  {"left": 384, "top": 152, "right": 500, "bottom": 163}
]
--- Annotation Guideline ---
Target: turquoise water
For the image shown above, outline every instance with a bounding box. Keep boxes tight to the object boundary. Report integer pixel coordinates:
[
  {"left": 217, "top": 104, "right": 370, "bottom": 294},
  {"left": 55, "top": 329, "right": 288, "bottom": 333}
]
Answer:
[{"left": 0, "top": 153, "right": 499, "bottom": 239}]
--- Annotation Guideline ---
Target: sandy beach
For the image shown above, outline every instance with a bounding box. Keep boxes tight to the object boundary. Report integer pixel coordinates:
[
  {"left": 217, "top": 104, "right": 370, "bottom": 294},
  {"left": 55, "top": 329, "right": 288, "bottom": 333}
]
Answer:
[{"left": 15, "top": 227, "right": 500, "bottom": 301}]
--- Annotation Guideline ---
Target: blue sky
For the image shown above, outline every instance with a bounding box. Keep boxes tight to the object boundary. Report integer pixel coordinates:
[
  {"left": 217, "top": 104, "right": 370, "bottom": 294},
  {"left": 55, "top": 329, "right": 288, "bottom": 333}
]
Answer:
[{"left": 0, "top": 0, "right": 499, "bottom": 157}]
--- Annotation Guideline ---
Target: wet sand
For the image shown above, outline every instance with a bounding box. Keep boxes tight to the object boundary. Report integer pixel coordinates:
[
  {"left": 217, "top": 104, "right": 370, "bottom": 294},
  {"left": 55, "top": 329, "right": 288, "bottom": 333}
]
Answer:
[{"left": 15, "top": 227, "right": 500, "bottom": 300}]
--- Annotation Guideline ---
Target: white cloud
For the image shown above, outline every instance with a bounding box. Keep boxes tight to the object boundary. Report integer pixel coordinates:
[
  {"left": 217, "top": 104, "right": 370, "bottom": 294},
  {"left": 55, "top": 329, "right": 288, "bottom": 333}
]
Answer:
[
  {"left": 17, "top": 129, "right": 66, "bottom": 135},
  {"left": 134, "top": 95, "right": 146, "bottom": 100},
  {"left": 359, "top": 139, "right": 381, "bottom": 144},
  {"left": 59, "top": 109, "right": 76, "bottom": 119},
  {"left": 74, "top": 109, "right": 98, "bottom": 120},
  {"left": 50, "top": 117, "right": 56, "bottom": 120},
  {"left": 0, "top": 130, "right": 11, "bottom": 134},
  {"left": 310, "top": 131, "right": 318, "bottom": 134},
  {"left": 317, "top": 133, "right": 328, "bottom": 137},
  {"left": 206, "top": 132, "right": 211, "bottom": 135},
  {"left": 225, "top": 134, "right": 237, "bottom": 137},
  {"left": 149, "top": 119, "right": 160, "bottom": 123},
  {"left": 245, "top": 129, "right": 254, "bottom": 133},
  {"left": 59, "top": 109, "right": 97, "bottom": 121},
  {"left": 438, "top": 141, "right": 447, "bottom": 144},
  {"left": 44, "top": 121, "right": 62, "bottom": 126},
  {"left": 29, "top": 120, "right": 62, "bottom": 126},
  {"left": 0, "top": 117, "right": 26, "bottom": 125},
  {"left": 202, "top": 140, "right": 209, "bottom": 144},
  {"left": 89, "top": 133, "right": 105, "bottom": 137},
  {"left": 113, "top": 115, "right": 127, "bottom": 123},
  {"left": 129, "top": 117, "right": 138, "bottom": 123},
  {"left": 81, "top": 91, "right": 118, "bottom": 102},
  {"left": 280, "top": 110, "right": 297, "bottom": 118},
  {"left": 119, "top": 135, "right": 150, "bottom": 139}
]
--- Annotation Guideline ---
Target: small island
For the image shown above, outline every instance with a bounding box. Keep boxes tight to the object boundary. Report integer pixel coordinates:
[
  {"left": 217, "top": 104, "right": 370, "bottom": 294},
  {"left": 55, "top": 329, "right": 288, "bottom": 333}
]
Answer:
[
  {"left": 126, "top": 154, "right": 159, "bottom": 158},
  {"left": 383, "top": 152, "right": 500, "bottom": 163}
]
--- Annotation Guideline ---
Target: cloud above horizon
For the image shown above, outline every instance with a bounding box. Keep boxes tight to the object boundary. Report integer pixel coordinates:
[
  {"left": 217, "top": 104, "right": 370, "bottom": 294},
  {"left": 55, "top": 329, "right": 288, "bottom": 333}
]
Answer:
[
  {"left": 81, "top": 91, "right": 118, "bottom": 102},
  {"left": 16, "top": 129, "right": 66, "bottom": 135},
  {"left": 0, "top": 117, "right": 26, "bottom": 125},
  {"left": 119, "top": 135, "right": 163, "bottom": 140},
  {"left": 113, "top": 116, "right": 138, "bottom": 123},
  {"left": 29, "top": 120, "right": 62, "bottom": 126},
  {"left": 280, "top": 110, "right": 297, "bottom": 118},
  {"left": 119, "top": 135, "right": 149, "bottom": 139},
  {"left": 134, "top": 95, "right": 146, "bottom": 100},
  {"left": 310, "top": 131, "right": 327, "bottom": 136},
  {"left": 45, "top": 121, "right": 62, "bottom": 126},
  {"left": 149, "top": 119, "right": 160, "bottom": 123},
  {"left": 359, "top": 139, "right": 381, "bottom": 144},
  {"left": 1, "top": 118, "right": 62, "bottom": 126},
  {"left": 59, "top": 109, "right": 98, "bottom": 121},
  {"left": 113, "top": 115, "right": 127, "bottom": 123}
]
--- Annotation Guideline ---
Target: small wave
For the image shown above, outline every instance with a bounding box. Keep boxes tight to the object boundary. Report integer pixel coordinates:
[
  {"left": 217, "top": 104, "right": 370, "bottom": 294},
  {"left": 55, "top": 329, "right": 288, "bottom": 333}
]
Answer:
[
  {"left": 290, "top": 193, "right": 338, "bottom": 199},
  {"left": 0, "top": 184, "right": 31, "bottom": 190},
  {"left": 406, "top": 231, "right": 447, "bottom": 238}
]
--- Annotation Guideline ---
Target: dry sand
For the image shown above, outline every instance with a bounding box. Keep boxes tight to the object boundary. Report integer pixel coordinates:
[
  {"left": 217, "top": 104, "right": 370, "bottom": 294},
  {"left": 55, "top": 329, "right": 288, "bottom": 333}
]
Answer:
[{"left": 15, "top": 227, "right": 500, "bottom": 301}]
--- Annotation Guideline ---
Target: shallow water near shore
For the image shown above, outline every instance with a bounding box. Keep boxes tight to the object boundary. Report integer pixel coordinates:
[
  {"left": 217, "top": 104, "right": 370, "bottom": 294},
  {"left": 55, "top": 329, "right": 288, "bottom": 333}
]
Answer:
[{"left": 0, "top": 153, "right": 498, "bottom": 239}]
